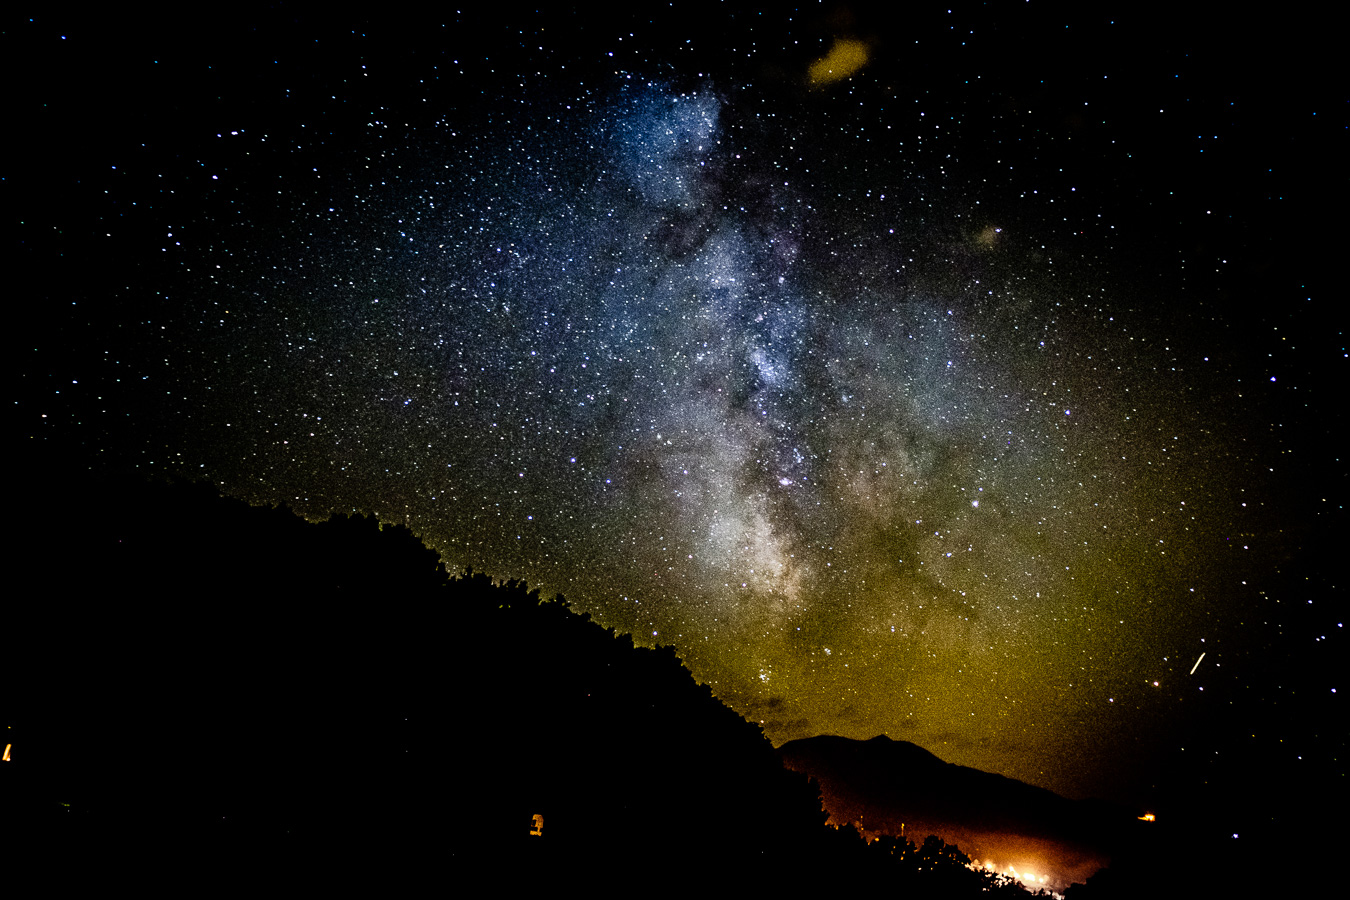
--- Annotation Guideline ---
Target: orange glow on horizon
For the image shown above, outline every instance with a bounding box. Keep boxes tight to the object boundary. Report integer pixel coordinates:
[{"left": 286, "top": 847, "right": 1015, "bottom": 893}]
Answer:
[{"left": 969, "top": 858, "right": 1052, "bottom": 890}]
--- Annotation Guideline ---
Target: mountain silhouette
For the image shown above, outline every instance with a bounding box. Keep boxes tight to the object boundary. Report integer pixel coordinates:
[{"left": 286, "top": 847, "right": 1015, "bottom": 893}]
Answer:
[
  {"left": 6, "top": 472, "right": 1068, "bottom": 895},
  {"left": 779, "top": 734, "right": 1146, "bottom": 891},
  {"left": 0, "top": 476, "right": 813, "bottom": 888}
]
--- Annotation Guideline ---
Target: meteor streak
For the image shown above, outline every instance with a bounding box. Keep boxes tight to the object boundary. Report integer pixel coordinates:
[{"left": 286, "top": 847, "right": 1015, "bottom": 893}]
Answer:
[{"left": 1189, "top": 652, "right": 1206, "bottom": 675}]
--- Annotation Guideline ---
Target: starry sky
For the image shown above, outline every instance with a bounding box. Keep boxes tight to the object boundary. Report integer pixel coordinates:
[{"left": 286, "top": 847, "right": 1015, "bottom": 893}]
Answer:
[{"left": 14, "top": 4, "right": 1343, "bottom": 808}]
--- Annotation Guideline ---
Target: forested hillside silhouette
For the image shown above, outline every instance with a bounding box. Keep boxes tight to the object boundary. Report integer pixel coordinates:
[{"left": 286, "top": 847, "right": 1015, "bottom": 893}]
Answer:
[
  {"left": 779, "top": 734, "right": 1137, "bottom": 892},
  {"left": 8, "top": 474, "right": 1052, "bottom": 894}
]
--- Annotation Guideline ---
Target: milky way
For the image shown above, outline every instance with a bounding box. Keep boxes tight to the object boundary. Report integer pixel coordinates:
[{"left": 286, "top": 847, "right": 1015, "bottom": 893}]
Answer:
[
  {"left": 19, "top": 7, "right": 1340, "bottom": 805},
  {"left": 191, "top": 72, "right": 1231, "bottom": 797}
]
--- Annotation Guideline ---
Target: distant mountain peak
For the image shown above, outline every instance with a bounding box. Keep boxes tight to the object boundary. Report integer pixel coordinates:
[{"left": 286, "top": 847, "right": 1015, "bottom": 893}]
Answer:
[{"left": 778, "top": 734, "right": 1142, "bottom": 893}]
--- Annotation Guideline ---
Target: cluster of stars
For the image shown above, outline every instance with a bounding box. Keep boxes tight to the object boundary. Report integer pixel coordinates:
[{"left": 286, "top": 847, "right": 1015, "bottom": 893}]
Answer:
[{"left": 16, "top": 5, "right": 1339, "bottom": 808}]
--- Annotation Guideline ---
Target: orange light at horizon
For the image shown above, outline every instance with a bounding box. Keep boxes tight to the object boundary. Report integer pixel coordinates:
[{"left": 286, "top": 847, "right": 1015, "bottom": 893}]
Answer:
[{"left": 972, "top": 860, "right": 1052, "bottom": 890}]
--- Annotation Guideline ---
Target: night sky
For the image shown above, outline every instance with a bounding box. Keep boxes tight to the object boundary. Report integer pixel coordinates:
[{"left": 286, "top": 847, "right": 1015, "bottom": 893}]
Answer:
[{"left": 14, "top": 4, "right": 1344, "bottom": 810}]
